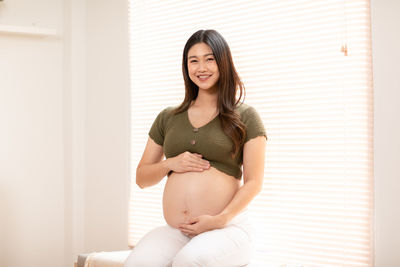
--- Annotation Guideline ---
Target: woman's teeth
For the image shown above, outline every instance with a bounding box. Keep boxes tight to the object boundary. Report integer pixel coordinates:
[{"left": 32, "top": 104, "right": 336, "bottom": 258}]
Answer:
[{"left": 198, "top": 75, "right": 211, "bottom": 80}]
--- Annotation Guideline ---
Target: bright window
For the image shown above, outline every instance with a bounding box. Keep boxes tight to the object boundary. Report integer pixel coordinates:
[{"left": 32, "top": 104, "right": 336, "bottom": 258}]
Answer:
[{"left": 128, "top": 1, "right": 373, "bottom": 265}]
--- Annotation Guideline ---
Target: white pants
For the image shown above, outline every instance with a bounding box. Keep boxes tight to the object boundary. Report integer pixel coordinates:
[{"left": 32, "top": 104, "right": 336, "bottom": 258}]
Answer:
[{"left": 124, "top": 209, "right": 253, "bottom": 267}]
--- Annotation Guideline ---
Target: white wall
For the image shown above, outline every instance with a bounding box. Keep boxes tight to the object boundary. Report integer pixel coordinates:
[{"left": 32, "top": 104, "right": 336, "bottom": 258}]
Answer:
[
  {"left": 63, "top": 0, "right": 87, "bottom": 266},
  {"left": 64, "top": 0, "right": 130, "bottom": 262},
  {"left": 84, "top": 0, "right": 130, "bottom": 253},
  {"left": 0, "top": 1, "right": 65, "bottom": 267},
  {"left": 0, "top": 0, "right": 130, "bottom": 266},
  {"left": 371, "top": 0, "right": 400, "bottom": 266}
]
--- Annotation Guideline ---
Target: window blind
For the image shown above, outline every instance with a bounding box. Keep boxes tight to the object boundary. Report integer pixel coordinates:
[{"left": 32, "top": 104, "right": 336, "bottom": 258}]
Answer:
[{"left": 128, "top": 0, "right": 373, "bottom": 266}]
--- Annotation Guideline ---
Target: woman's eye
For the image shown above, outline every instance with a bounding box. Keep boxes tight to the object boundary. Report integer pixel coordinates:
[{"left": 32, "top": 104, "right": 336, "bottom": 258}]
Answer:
[
  {"left": 190, "top": 60, "right": 198, "bottom": 63},
  {"left": 207, "top": 58, "right": 214, "bottom": 61}
]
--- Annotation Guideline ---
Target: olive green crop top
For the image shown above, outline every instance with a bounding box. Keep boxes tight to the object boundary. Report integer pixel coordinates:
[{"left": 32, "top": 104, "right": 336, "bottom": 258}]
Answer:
[{"left": 148, "top": 103, "right": 267, "bottom": 179}]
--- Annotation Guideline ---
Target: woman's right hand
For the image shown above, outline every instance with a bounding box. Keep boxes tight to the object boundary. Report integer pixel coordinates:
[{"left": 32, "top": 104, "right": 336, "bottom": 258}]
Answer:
[{"left": 166, "top": 151, "right": 210, "bottom": 173}]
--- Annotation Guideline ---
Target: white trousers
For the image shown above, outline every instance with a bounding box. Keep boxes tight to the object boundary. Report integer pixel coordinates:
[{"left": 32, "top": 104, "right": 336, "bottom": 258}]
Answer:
[{"left": 124, "top": 209, "right": 253, "bottom": 267}]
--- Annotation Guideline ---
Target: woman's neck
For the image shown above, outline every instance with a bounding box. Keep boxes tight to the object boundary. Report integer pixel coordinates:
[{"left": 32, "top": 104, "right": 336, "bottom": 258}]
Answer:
[{"left": 192, "top": 89, "right": 218, "bottom": 111}]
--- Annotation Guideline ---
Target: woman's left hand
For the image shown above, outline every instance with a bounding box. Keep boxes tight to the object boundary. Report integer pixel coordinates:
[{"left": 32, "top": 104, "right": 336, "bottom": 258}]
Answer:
[{"left": 178, "top": 214, "right": 227, "bottom": 238}]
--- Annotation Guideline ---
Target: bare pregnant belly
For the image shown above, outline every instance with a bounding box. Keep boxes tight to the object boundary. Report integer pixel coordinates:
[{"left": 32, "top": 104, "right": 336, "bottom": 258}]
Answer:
[{"left": 163, "top": 167, "right": 240, "bottom": 229}]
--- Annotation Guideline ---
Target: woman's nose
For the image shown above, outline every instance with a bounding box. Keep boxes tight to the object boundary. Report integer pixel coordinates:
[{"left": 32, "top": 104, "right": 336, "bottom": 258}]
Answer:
[{"left": 198, "top": 61, "right": 207, "bottom": 71}]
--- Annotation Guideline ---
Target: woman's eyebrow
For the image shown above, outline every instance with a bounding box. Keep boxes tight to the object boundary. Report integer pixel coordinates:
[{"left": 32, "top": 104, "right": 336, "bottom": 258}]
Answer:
[{"left": 188, "top": 53, "right": 214, "bottom": 59}]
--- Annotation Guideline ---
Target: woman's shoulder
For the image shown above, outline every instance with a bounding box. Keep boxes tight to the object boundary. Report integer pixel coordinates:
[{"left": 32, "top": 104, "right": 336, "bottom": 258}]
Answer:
[
  {"left": 155, "top": 105, "right": 182, "bottom": 122},
  {"left": 158, "top": 105, "right": 179, "bottom": 115},
  {"left": 236, "top": 102, "right": 267, "bottom": 141},
  {"left": 235, "top": 102, "right": 259, "bottom": 116}
]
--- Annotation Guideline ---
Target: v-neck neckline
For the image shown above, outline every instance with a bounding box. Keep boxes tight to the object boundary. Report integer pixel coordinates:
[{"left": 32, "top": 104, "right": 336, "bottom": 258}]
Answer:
[{"left": 185, "top": 108, "right": 219, "bottom": 130}]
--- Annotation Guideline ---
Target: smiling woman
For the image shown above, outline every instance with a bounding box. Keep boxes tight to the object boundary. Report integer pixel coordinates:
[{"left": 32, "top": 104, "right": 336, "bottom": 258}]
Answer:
[{"left": 125, "top": 29, "right": 267, "bottom": 267}]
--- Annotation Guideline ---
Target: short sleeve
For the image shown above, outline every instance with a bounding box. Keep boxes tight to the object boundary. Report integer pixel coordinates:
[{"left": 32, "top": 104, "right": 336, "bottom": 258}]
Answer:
[
  {"left": 242, "top": 106, "right": 268, "bottom": 143},
  {"left": 148, "top": 107, "right": 170, "bottom": 146}
]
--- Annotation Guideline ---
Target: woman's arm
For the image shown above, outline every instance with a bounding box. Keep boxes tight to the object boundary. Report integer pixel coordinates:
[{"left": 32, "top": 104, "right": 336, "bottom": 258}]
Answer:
[
  {"left": 136, "top": 137, "right": 170, "bottom": 188},
  {"left": 136, "top": 137, "right": 210, "bottom": 188},
  {"left": 216, "top": 135, "right": 266, "bottom": 224}
]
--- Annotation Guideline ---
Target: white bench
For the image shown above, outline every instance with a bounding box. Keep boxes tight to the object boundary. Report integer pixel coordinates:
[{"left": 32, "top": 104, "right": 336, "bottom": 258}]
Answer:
[
  {"left": 74, "top": 250, "right": 287, "bottom": 267},
  {"left": 75, "top": 250, "right": 131, "bottom": 267}
]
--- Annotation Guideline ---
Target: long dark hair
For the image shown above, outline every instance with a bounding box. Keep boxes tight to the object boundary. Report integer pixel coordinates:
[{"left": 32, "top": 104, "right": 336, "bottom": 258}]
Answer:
[{"left": 173, "top": 29, "right": 247, "bottom": 158}]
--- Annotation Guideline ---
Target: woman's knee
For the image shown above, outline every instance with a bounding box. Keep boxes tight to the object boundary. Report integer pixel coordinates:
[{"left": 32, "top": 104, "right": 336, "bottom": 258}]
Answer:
[
  {"left": 125, "top": 225, "right": 187, "bottom": 267},
  {"left": 172, "top": 249, "right": 207, "bottom": 267},
  {"left": 124, "top": 250, "right": 148, "bottom": 267},
  {"left": 124, "top": 249, "right": 163, "bottom": 267}
]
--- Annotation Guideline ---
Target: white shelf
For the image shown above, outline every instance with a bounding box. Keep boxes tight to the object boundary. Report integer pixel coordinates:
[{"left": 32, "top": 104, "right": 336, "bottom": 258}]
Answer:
[{"left": 0, "top": 24, "right": 58, "bottom": 37}]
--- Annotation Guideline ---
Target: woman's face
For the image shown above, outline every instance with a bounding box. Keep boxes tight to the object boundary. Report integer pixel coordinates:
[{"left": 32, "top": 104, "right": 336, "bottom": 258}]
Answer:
[{"left": 187, "top": 42, "right": 220, "bottom": 92}]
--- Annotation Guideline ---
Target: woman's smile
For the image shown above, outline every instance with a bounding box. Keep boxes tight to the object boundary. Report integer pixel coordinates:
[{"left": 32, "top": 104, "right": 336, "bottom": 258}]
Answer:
[{"left": 197, "top": 74, "right": 212, "bottom": 82}]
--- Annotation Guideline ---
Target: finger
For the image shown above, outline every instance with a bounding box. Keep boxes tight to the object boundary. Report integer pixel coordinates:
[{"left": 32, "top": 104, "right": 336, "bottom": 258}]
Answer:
[
  {"left": 190, "top": 158, "right": 210, "bottom": 167},
  {"left": 182, "top": 231, "right": 195, "bottom": 238},
  {"left": 179, "top": 225, "right": 193, "bottom": 231},
  {"left": 188, "top": 160, "right": 205, "bottom": 167},
  {"left": 189, "top": 217, "right": 199, "bottom": 224},
  {"left": 199, "top": 159, "right": 210, "bottom": 167},
  {"left": 193, "top": 163, "right": 209, "bottom": 171},
  {"left": 180, "top": 227, "right": 195, "bottom": 233},
  {"left": 199, "top": 157, "right": 210, "bottom": 165},
  {"left": 187, "top": 161, "right": 209, "bottom": 171},
  {"left": 187, "top": 165, "right": 205, "bottom": 172},
  {"left": 192, "top": 154, "right": 210, "bottom": 166},
  {"left": 180, "top": 229, "right": 196, "bottom": 236},
  {"left": 179, "top": 224, "right": 196, "bottom": 231}
]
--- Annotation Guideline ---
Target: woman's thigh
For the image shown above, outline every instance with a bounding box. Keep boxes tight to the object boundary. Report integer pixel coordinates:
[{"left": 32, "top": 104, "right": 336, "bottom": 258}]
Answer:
[
  {"left": 124, "top": 225, "right": 190, "bottom": 267},
  {"left": 172, "top": 219, "right": 253, "bottom": 267}
]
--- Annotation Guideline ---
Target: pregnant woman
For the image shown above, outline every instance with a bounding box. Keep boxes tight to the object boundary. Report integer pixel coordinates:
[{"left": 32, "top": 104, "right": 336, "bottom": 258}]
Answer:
[{"left": 124, "top": 29, "right": 267, "bottom": 267}]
